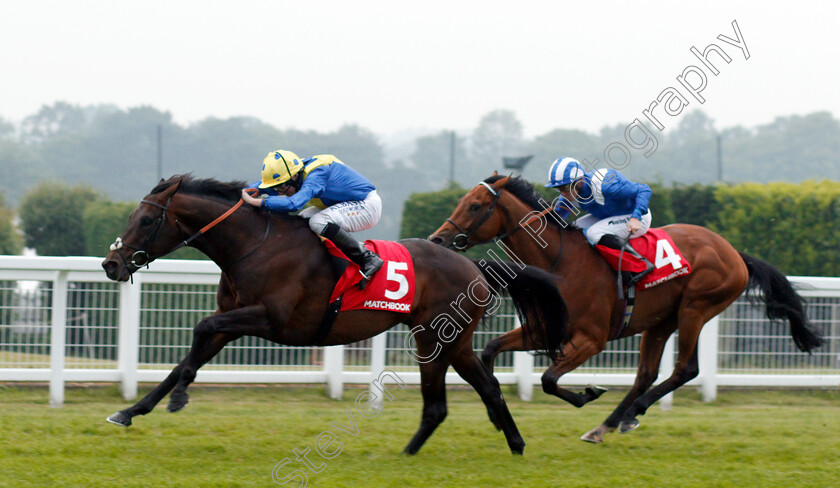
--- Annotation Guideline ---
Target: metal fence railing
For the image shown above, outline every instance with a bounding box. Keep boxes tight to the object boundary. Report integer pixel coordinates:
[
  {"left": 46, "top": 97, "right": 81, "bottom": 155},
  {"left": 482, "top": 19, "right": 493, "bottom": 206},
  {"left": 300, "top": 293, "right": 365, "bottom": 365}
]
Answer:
[{"left": 0, "top": 256, "right": 837, "bottom": 407}]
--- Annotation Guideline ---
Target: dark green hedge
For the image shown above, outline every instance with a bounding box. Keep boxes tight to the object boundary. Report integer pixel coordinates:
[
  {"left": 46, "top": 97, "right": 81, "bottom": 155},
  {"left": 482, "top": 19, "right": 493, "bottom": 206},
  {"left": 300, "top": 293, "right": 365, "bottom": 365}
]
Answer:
[{"left": 401, "top": 179, "right": 840, "bottom": 277}]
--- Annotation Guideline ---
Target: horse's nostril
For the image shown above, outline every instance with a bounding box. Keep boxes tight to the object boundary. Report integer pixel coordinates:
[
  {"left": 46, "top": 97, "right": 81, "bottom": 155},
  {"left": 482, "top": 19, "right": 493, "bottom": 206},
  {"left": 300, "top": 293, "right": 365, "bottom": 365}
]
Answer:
[
  {"left": 429, "top": 235, "right": 444, "bottom": 245},
  {"left": 102, "top": 260, "right": 117, "bottom": 274}
]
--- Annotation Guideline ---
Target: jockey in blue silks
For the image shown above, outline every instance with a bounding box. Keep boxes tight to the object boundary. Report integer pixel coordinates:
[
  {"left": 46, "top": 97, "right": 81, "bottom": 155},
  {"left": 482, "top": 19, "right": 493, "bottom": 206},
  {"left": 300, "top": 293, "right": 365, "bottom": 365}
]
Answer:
[
  {"left": 545, "top": 157, "right": 655, "bottom": 285},
  {"left": 241, "top": 149, "right": 384, "bottom": 284}
]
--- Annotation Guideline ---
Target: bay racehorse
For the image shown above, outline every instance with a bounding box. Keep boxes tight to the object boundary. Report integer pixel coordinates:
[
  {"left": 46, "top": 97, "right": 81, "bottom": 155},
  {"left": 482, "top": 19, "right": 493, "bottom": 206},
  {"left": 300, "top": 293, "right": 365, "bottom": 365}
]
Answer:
[
  {"left": 429, "top": 173, "right": 823, "bottom": 443},
  {"left": 101, "top": 175, "right": 569, "bottom": 455}
]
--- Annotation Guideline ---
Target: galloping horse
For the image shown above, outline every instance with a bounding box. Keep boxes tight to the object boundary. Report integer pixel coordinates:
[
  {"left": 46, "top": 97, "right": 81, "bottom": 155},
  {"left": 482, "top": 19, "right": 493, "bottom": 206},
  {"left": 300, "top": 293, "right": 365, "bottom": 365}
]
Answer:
[
  {"left": 429, "top": 174, "right": 823, "bottom": 443},
  {"left": 101, "top": 175, "right": 569, "bottom": 455}
]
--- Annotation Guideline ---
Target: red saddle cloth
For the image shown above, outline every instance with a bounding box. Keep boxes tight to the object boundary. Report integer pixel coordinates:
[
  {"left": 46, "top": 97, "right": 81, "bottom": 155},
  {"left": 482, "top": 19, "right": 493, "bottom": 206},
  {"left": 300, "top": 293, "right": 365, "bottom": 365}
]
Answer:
[
  {"left": 324, "top": 239, "right": 415, "bottom": 313},
  {"left": 594, "top": 228, "right": 692, "bottom": 290}
]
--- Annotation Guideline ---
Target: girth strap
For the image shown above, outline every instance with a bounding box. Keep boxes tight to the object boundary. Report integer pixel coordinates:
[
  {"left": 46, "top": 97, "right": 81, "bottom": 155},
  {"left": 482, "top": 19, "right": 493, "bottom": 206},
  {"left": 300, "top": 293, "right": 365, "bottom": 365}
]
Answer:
[{"left": 313, "top": 295, "right": 343, "bottom": 345}]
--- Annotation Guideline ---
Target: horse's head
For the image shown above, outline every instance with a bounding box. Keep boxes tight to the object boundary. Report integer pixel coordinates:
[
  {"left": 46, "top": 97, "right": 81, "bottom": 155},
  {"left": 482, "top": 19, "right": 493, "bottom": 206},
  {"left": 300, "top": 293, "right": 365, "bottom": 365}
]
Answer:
[
  {"left": 429, "top": 172, "right": 511, "bottom": 250},
  {"left": 102, "top": 178, "right": 185, "bottom": 281}
]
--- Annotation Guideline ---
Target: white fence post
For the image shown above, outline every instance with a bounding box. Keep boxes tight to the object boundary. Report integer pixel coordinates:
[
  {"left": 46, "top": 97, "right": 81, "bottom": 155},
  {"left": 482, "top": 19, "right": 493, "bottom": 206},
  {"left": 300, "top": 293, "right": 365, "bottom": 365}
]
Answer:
[
  {"left": 659, "top": 335, "right": 675, "bottom": 410},
  {"left": 699, "top": 315, "right": 720, "bottom": 402},
  {"left": 324, "top": 345, "right": 344, "bottom": 400},
  {"left": 118, "top": 278, "right": 142, "bottom": 401},
  {"left": 49, "top": 271, "right": 69, "bottom": 408},
  {"left": 369, "top": 333, "right": 387, "bottom": 405},
  {"left": 511, "top": 314, "right": 534, "bottom": 401}
]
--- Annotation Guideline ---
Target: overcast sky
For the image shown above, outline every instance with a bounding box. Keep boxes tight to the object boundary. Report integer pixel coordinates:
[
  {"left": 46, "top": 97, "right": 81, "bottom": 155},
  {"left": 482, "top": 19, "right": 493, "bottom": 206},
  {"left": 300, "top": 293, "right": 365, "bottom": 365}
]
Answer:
[{"left": 2, "top": 1, "right": 839, "bottom": 139}]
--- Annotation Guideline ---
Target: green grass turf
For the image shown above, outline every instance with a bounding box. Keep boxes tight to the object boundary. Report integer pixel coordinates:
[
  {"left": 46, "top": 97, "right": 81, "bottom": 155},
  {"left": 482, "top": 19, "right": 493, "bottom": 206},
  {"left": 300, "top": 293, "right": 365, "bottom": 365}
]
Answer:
[{"left": 0, "top": 384, "right": 838, "bottom": 487}]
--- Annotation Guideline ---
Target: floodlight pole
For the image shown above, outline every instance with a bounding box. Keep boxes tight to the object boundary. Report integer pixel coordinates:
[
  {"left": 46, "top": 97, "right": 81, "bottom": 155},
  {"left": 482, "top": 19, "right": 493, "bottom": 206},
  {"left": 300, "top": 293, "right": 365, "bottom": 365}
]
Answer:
[
  {"left": 157, "top": 124, "right": 163, "bottom": 182},
  {"left": 449, "top": 131, "right": 456, "bottom": 185}
]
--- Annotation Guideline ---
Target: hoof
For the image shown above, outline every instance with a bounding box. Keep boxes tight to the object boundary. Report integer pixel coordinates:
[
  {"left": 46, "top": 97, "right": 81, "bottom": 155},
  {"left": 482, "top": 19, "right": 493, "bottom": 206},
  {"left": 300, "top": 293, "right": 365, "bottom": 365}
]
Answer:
[
  {"left": 167, "top": 393, "right": 189, "bottom": 413},
  {"left": 585, "top": 385, "right": 608, "bottom": 400},
  {"left": 106, "top": 411, "right": 132, "bottom": 427},
  {"left": 619, "top": 418, "right": 640, "bottom": 433},
  {"left": 580, "top": 424, "right": 614, "bottom": 444},
  {"left": 580, "top": 430, "right": 603, "bottom": 444},
  {"left": 510, "top": 443, "right": 525, "bottom": 456}
]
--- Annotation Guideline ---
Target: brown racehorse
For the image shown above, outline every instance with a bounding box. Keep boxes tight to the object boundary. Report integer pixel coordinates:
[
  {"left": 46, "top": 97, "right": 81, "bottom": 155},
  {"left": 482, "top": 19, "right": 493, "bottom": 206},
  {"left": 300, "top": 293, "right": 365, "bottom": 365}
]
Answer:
[
  {"left": 101, "top": 175, "right": 570, "bottom": 455},
  {"left": 429, "top": 174, "right": 823, "bottom": 444}
]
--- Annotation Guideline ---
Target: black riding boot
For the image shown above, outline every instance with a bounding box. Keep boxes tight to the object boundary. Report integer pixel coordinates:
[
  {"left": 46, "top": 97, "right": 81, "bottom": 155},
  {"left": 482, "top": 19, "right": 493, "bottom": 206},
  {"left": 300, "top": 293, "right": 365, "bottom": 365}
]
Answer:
[
  {"left": 621, "top": 243, "right": 654, "bottom": 287},
  {"left": 322, "top": 223, "right": 384, "bottom": 287},
  {"left": 597, "top": 235, "right": 654, "bottom": 287}
]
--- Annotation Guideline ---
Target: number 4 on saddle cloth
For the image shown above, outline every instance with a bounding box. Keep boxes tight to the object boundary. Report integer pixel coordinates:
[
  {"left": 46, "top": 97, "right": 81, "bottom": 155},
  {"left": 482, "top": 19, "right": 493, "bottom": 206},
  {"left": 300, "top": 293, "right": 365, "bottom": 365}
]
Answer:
[
  {"left": 323, "top": 239, "right": 416, "bottom": 313},
  {"left": 594, "top": 228, "right": 692, "bottom": 290}
]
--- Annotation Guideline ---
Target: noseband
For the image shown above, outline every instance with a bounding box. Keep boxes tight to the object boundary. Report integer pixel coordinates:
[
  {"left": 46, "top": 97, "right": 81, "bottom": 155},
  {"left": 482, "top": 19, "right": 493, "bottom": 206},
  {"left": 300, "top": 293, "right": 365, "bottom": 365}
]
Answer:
[{"left": 446, "top": 182, "right": 501, "bottom": 250}]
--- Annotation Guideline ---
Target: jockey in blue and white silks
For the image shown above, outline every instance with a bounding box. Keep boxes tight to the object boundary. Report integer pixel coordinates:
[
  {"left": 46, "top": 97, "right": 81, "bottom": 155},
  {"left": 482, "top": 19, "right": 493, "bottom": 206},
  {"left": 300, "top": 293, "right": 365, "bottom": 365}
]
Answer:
[
  {"left": 241, "top": 150, "right": 384, "bottom": 284},
  {"left": 545, "top": 156, "right": 654, "bottom": 284}
]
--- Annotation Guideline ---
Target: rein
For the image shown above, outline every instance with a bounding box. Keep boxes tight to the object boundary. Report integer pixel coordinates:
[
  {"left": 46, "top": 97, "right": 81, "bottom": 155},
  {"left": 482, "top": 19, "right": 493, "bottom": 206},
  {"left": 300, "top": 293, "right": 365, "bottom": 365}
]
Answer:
[
  {"left": 494, "top": 207, "right": 553, "bottom": 242},
  {"left": 111, "top": 189, "right": 256, "bottom": 276}
]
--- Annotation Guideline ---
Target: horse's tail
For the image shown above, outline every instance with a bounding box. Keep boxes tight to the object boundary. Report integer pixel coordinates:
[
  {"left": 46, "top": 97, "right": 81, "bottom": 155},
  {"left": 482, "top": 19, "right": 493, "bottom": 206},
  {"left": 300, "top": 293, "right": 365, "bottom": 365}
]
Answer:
[
  {"left": 738, "top": 251, "right": 824, "bottom": 352},
  {"left": 473, "top": 259, "right": 569, "bottom": 358}
]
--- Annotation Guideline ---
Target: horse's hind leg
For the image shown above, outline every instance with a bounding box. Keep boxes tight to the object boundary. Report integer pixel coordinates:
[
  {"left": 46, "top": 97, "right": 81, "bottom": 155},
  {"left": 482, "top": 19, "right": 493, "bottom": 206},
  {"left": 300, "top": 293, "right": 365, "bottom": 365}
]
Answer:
[
  {"left": 404, "top": 361, "right": 449, "bottom": 455},
  {"left": 581, "top": 326, "right": 673, "bottom": 444},
  {"left": 451, "top": 344, "right": 525, "bottom": 455},
  {"left": 617, "top": 316, "right": 703, "bottom": 433}
]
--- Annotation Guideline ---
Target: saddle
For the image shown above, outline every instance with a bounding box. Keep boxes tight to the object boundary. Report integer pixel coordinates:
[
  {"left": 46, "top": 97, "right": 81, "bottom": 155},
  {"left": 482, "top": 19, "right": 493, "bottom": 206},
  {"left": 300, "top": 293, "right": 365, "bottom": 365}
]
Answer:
[{"left": 594, "top": 228, "right": 691, "bottom": 290}]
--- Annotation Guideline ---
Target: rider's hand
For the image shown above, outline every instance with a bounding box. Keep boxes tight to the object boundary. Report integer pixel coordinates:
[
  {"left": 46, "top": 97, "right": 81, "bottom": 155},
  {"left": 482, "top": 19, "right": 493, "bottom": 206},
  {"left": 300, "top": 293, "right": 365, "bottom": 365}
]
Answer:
[
  {"left": 627, "top": 217, "right": 642, "bottom": 233},
  {"left": 241, "top": 189, "right": 263, "bottom": 207}
]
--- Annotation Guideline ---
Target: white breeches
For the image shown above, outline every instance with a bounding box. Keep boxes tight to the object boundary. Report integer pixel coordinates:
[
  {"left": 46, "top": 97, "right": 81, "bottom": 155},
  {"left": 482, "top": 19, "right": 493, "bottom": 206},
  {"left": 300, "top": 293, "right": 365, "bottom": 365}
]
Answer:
[
  {"left": 576, "top": 210, "right": 652, "bottom": 245},
  {"left": 300, "top": 190, "right": 383, "bottom": 235}
]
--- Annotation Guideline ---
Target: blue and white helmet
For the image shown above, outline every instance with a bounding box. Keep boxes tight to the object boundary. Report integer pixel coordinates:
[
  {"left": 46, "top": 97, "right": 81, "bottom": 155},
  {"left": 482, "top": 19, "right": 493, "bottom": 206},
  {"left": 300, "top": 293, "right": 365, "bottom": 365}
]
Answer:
[{"left": 545, "top": 157, "right": 585, "bottom": 187}]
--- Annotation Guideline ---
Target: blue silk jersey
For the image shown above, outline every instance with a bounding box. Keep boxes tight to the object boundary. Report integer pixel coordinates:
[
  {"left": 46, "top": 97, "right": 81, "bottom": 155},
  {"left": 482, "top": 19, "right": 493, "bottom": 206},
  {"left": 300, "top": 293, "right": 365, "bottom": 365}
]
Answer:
[
  {"left": 247, "top": 155, "right": 376, "bottom": 212},
  {"left": 553, "top": 169, "right": 652, "bottom": 221}
]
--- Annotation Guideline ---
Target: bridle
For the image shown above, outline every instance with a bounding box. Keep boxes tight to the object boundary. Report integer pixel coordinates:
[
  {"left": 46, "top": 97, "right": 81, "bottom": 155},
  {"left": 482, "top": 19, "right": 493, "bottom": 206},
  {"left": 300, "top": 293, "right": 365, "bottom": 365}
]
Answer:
[
  {"left": 446, "top": 182, "right": 502, "bottom": 251},
  {"left": 110, "top": 188, "right": 261, "bottom": 277},
  {"left": 445, "top": 180, "right": 566, "bottom": 272},
  {"left": 110, "top": 196, "right": 180, "bottom": 272}
]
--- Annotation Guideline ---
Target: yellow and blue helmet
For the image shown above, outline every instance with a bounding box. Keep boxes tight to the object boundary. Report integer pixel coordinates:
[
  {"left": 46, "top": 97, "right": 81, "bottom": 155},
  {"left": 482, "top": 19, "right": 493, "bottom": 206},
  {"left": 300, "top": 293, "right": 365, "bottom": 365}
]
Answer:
[{"left": 259, "top": 150, "right": 303, "bottom": 189}]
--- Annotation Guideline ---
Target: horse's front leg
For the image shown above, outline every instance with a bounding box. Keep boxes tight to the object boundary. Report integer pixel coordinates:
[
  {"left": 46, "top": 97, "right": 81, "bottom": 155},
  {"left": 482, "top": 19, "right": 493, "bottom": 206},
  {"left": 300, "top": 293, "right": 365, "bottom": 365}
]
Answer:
[
  {"left": 106, "top": 305, "right": 270, "bottom": 426},
  {"left": 167, "top": 305, "right": 271, "bottom": 413},
  {"left": 540, "top": 329, "right": 607, "bottom": 408},
  {"left": 106, "top": 358, "right": 190, "bottom": 426},
  {"left": 481, "top": 327, "right": 528, "bottom": 374}
]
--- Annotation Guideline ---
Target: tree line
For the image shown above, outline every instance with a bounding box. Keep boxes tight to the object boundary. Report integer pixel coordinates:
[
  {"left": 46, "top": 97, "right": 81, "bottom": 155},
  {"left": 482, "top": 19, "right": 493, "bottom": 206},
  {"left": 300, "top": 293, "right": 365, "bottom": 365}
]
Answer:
[{"left": 1, "top": 102, "right": 839, "bottom": 262}]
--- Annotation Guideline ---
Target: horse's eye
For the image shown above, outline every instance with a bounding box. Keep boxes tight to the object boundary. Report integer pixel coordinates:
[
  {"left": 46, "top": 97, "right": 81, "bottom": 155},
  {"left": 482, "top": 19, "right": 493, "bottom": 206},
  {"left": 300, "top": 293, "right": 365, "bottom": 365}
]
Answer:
[
  {"left": 140, "top": 216, "right": 154, "bottom": 226},
  {"left": 469, "top": 204, "right": 481, "bottom": 212}
]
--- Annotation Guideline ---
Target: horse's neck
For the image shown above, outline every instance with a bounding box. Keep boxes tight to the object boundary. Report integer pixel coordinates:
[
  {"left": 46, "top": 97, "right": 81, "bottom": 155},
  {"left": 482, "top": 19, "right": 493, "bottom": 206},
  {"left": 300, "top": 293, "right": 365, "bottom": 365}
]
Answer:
[
  {"left": 501, "top": 198, "right": 591, "bottom": 271},
  {"left": 173, "top": 195, "right": 296, "bottom": 270}
]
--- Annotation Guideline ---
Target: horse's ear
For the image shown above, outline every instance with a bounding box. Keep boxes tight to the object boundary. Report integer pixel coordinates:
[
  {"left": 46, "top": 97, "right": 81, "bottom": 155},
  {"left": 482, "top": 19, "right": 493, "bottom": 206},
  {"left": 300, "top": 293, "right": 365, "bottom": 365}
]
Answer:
[
  {"left": 491, "top": 170, "right": 499, "bottom": 177},
  {"left": 157, "top": 178, "right": 181, "bottom": 198},
  {"left": 492, "top": 175, "right": 511, "bottom": 189}
]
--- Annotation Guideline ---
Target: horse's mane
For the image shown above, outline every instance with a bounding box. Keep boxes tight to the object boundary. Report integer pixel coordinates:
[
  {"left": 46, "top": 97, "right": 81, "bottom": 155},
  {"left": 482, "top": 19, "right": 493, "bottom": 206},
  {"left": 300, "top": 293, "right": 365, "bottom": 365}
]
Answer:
[
  {"left": 151, "top": 174, "right": 303, "bottom": 222},
  {"left": 483, "top": 174, "right": 568, "bottom": 230},
  {"left": 151, "top": 174, "right": 246, "bottom": 204}
]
